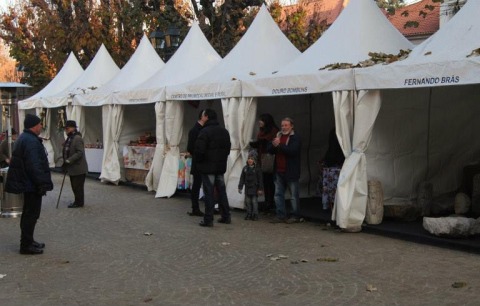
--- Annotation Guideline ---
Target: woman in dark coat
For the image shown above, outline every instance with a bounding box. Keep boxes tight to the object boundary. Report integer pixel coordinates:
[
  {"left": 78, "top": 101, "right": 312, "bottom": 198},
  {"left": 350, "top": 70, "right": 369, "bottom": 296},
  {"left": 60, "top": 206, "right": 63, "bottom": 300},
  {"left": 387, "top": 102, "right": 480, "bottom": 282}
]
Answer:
[{"left": 250, "top": 113, "right": 279, "bottom": 211}]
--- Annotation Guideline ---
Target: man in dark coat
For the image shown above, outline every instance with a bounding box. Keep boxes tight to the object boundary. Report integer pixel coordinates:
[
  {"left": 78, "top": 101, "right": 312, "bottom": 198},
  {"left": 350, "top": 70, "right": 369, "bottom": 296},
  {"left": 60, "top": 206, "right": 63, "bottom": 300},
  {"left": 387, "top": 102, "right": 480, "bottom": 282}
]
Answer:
[
  {"left": 194, "top": 109, "right": 231, "bottom": 227},
  {"left": 186, "top": 109, "right": 208, "bottom": 216},
  {"left": 62, "top": 120, "right": 88, "bottom": 208},
  {"left": 6, "top": 114, "right": 53, "bottom": 255}
]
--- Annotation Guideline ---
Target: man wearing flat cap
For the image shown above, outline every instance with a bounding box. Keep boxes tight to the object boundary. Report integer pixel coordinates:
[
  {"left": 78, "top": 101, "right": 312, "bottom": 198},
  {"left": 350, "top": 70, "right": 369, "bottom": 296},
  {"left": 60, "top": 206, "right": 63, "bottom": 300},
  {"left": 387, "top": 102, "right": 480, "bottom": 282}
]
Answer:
[
  {"left": 62, "top": 120, "right": 88, "bottom": 208},
  {"left": 6, "top": 114, "right": 53, "bottom": 255}
]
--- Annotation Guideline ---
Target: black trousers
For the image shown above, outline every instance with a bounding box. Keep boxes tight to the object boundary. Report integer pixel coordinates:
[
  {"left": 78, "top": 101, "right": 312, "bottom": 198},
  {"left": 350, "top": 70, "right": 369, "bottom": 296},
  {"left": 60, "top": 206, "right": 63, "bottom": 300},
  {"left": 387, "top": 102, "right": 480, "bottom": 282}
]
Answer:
[
  {"left": 190, "top": 173, "right": 202, "bottom": 212},
  {"left": 20, "top": 192, "right": 42, "bottom": 248},
  {"left": 70, "top": 174, "right": 86, "bottom": 206}
]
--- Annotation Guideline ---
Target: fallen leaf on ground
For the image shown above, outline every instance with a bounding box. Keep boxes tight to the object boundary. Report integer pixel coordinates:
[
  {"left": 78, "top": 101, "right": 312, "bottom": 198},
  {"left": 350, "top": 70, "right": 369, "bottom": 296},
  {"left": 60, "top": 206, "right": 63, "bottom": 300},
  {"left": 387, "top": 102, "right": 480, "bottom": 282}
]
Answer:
[
  {"left": 366, "top": 284, "right": 377, "bottom": 292},
  {"left": 452, "top": 282, "right": 467, "bottom": 288}
]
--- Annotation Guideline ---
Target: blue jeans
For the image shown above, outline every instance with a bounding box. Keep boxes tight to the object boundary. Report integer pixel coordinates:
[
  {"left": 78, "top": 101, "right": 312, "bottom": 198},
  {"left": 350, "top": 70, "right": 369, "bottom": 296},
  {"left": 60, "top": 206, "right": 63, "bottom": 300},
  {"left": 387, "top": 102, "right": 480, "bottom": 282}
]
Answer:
[
  {"left": 274, "top": 173, "right": 299, "bottom": 219},
  {"left": 201, "top": 174, "right": 230, "bottom": 223}
]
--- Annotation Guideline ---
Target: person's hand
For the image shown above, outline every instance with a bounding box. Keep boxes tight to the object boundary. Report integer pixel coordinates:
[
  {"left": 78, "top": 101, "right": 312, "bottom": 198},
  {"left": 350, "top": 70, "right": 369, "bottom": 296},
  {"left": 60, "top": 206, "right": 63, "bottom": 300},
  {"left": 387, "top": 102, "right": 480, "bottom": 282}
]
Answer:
[
  {"left": 258, "top": 190, "right": 264, "bottom": 196},
  {"left": 238, "top": 189, "right": 242, "bottom": 194},
  {"left": 272, "top": 137, "right": 280, "bottom": 147},
  {"left": 61, "top": 162, "right": 68, "bottom": 173},
  {"left": 37, "top": 185, "right": 47, "bottom": 196}
]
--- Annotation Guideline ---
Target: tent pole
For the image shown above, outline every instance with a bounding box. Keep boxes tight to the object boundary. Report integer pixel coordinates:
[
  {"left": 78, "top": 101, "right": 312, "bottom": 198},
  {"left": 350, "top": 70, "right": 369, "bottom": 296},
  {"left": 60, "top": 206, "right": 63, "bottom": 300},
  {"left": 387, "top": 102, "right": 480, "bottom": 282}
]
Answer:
[
  {"left": 426, "top": 88, "right": 432, "bottom": 181},
  {"left": 307, "top": 94, "right": 313, "bottom": 195}
]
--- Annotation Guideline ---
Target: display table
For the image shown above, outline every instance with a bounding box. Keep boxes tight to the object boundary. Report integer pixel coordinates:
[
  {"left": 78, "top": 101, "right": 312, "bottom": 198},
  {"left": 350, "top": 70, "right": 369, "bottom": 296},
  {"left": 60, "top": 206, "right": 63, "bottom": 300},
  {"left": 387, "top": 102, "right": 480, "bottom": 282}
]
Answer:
[
  {"left": 85, "top": 148, "right": 104, "bottom": 173},
  {"left": 123, "top": 146, "right": 155, "bottom": 184}
]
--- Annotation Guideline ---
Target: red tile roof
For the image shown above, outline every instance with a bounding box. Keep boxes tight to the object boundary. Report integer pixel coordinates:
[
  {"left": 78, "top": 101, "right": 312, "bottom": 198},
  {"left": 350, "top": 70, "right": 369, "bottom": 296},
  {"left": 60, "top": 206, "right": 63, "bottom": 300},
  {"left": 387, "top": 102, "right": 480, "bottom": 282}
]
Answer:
[
  {"left": 281, "top": 0, "right": 347, "bottom": 28},
  {"left": 386, "top": 0, "right": 439, "bottom": 37},
  {"left": 280, "top": 0, "right": 439, "bottom": 39}
]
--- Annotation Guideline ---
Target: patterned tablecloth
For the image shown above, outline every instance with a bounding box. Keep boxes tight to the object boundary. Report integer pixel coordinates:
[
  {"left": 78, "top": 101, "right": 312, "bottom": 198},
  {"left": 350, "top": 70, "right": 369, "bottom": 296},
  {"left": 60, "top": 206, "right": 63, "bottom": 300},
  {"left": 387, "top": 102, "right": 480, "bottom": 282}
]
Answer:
[{"left": 123, "top": 146, "right": 155, "bottom": 170}]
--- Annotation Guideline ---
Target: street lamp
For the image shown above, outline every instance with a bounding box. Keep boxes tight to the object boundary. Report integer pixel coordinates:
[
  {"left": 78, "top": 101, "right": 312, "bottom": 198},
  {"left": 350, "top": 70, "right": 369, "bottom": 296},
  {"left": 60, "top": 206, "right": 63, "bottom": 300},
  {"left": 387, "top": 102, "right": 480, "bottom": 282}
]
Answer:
[{"left": 149, "top": 25, "right": 181, "bottom": 61}]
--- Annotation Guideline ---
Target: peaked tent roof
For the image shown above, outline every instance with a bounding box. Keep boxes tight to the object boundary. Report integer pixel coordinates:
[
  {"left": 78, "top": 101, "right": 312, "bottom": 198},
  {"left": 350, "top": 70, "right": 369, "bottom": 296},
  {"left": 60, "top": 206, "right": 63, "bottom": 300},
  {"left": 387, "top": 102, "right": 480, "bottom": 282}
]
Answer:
[
  {"left": 114, "top": 22, "right": 222, "bottom": 104},
  {"left": 355, "top": 0, "right": 480, "bottom": 90},
  {"left": 42, "top": 44, "right": 120, "bottom": 107},
  {"left": 166, "top": 5, "right": 300, "bottom": 100},
  {"left": 74, "top": 35, "right": 165, "bottom": 106},
  {"left": 18, "top": 52, "right": 84, "bottom": 109},
  {"left": 242, "top": 0, "right": 413, "bottom": 97}
]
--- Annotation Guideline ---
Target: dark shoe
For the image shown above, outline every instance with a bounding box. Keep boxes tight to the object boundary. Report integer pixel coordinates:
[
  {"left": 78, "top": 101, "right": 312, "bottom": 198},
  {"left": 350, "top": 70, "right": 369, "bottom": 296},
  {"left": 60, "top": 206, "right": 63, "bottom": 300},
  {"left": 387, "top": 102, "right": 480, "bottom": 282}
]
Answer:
[
  {"left": 270, "top": 217, "right": 286, "bottom": 224},
  {"left": 199, "top": 220, "right": 213, "bottom": 227},
  {"left": 286, "top": 217, "right": 304, "bottom": 224},
  {"left": 68, "top": 202, "right": 83, "bottom": 208},
  {"left": 20, "top": 245, "right": 43, "bottom": 255},
  {"left": 32, "top": 241, "right": 45, "bottom": 249},
  {"left": 217, "top": 217, "right": 231, "bottom": 224},
  {"left": 188, "top": 210, "right": 205, "bottom": 217},
  {"left": 251, "top": 214, "right": 258, "bottom": 221},
  {"left": 244, "top": 214, "right": 251, "bottom": 220}
]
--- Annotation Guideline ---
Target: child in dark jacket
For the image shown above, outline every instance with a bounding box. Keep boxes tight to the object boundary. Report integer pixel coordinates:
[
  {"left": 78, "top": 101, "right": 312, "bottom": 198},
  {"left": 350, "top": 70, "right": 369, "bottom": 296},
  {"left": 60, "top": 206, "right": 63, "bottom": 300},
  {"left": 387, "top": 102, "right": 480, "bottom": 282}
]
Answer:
[{"left": 238, "top": 150, "right": 264, "bottom": 220}]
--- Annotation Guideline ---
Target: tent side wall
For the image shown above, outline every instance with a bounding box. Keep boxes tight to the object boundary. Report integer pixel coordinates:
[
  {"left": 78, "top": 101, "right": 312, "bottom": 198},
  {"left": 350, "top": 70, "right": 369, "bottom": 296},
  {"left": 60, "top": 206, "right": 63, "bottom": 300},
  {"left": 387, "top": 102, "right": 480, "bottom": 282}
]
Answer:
[{"left": 366, "top": 84, "right": 480, "bottom": 203}]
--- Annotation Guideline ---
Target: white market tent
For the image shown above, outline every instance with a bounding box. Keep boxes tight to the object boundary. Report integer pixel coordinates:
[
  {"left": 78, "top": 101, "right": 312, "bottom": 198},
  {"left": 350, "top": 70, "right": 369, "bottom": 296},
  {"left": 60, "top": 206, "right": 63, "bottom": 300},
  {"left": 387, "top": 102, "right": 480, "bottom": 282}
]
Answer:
[
  {"left": 241, "top": 0, "right": 414, "bottom": 230},
  {"left": 38, "top": 44, "right": 119, "bottom": 168},
  {"left": 352, "top": 0, "right": 480, "bottom": 215},
  {"left": 166, "top": 5, "right": 301, "bottom": 208},
  {"left": 72, "top": 35, "right": 164, "bottom": 184},
  {"left": 18, "top": 52, "right": 84, "bottom": 109},
  {"left": 101, "top": 22, "right": 222, "bottom": 187},
  {"left": 74, "top": 35, "right": 164, "bottom": 107},
  {"left": 17, "top": 52, "right": 84, "bottom": 167}
]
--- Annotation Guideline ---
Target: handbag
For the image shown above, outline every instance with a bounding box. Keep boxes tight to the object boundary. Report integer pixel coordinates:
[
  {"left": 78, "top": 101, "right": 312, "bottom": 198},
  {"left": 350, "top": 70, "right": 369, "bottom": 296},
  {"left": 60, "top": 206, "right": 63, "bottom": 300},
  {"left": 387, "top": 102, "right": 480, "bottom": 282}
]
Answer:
[{"left": 260, "top": 153, "right": 275, "bottom": 173}]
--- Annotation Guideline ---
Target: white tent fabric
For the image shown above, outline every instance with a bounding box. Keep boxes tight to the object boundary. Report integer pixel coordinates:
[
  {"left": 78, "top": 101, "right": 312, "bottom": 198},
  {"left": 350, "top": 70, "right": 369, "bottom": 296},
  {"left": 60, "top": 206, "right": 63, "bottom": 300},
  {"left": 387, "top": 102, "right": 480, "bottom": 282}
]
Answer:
[
  {"left": 332, "top": 90, "right": 381, "bottom": 230},
  {"left": 100, "top": 104, "right": 124, "bottom": 184},
  {"left": 355, "top": 0, "right": 480, "bottom": 89},
  {"left": 66, "top": 105, "right": 85, "bottom": 137},
  {"left": 18, "top": 53, "right": 84, "bottom": 109},
  {"left": 166, "top": 5, "right": 300, "bottom": 100},
  {"left": 74, "top": 35, "right": 164, "bottom": 106},
  {"left": 118, "top": 22, "right": 221, "bottom": 193},
  {"left": 242, "top": 0, "right": 413, "bottom": 97},
  {"left": 350, "top": 1, "right": 480, "bottom": 209},
  {"left": 36, "top": 108, "right": 55, "bottom": 167},
  {"left": 164, "top": 5, "right": 299, "bottom": 208},
  {"left": 222, "top": 97, "right": 257, "bottom": 208},
  {"left": 43, "top": 44, "right": 120, "bottom": 107},
  {"left": 155, "top": 101, "right": 184, "bottom": 198},
  {"left": 115, "top": 22, "right": 222, "bottom": 105},
  {"left": 145, "top": 102, "right": 166, "bottom": 191}
]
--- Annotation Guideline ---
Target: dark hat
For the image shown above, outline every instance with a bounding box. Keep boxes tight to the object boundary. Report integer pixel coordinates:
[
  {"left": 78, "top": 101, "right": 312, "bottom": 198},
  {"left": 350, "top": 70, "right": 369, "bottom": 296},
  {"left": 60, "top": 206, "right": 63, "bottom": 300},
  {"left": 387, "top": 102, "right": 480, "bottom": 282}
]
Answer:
[
  {"left": 24, "top": 114, "right": 41, "bottom": 129},
  {"left": 247, "top": 149, "right": 258, "bottom": 163},
  {"left": 65, "top": 120, "right": 77, "bottom": 128}
]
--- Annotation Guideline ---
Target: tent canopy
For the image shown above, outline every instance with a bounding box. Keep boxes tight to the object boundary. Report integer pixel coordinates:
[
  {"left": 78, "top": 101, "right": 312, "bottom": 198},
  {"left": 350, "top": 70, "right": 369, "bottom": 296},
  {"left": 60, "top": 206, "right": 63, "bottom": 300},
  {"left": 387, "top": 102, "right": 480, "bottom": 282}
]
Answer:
[
  {"left": 42, "top": 44, "right": 120, "bottom": 107},
  {"left": 355, "top": 0, "right": 480, "bottom": 90},
  {"left": 18, "top": 52, "right": 84, "bottom": 109},
  {"left": 166, "top": 5, "right": 300, "bottom": 100},
  {"left": 74, "top": 35, "right": 164, "bottom": 106},
  {"left": 242, "top": 0, "right": 414, "bottom": 97},
  {"left": 114, "top": 22, "right": 222, "bottom": 105}
]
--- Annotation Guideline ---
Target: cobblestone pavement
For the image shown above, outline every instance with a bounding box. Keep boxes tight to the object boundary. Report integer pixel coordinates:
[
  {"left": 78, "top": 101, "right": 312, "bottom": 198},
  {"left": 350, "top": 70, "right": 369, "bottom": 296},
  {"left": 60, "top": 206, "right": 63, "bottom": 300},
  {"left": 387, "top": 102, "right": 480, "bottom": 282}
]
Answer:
[{"left": 1, "top": 173, "right": 480, "bottom": 306}]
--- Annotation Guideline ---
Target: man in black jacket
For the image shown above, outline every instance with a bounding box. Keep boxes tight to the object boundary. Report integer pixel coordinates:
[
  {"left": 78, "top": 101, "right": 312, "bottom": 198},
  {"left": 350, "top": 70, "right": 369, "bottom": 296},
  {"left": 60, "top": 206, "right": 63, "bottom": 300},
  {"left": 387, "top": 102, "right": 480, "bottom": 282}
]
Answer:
[
  {"left": 186, "top": 110, "right": 207, "bottom": 216},
  {"left": 6, "top": 114, "right": 53, "bottom": 255},
  {"left": 194, "top": 109, "right": 231, "bottom": 227}
]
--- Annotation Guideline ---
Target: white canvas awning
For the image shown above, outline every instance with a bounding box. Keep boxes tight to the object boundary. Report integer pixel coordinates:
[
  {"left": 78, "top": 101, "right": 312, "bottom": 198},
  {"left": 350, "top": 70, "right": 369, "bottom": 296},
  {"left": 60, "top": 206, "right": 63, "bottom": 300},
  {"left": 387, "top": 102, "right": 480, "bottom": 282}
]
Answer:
[
  {"left": 166, "top": 5, "right": 300, "bottom": 100},
  {"left": 18, "top": 52, "right": 84, "bottom": 109},
  {"left": 114, "top": 22, "right": 222, "bottom": 104},
  {"left": 42, "top": 44, "right": 120, "bottom": 107},
  {"left": 242, "top": 0, "right": 413, "bottom": 96},
  {"left": 355, "top": 0, "right": 480, "bottom": 90},
  {"left": 74, "top": 35, "right": 164, "bottom": 106}
]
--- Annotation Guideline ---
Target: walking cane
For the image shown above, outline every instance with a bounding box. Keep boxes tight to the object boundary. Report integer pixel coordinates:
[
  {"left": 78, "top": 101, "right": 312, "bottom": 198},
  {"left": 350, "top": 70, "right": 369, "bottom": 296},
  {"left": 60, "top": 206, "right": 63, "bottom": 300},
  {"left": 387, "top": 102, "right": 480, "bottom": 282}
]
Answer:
[{"left": 56, "top": 172, "right": 67, "bottom": 209}]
